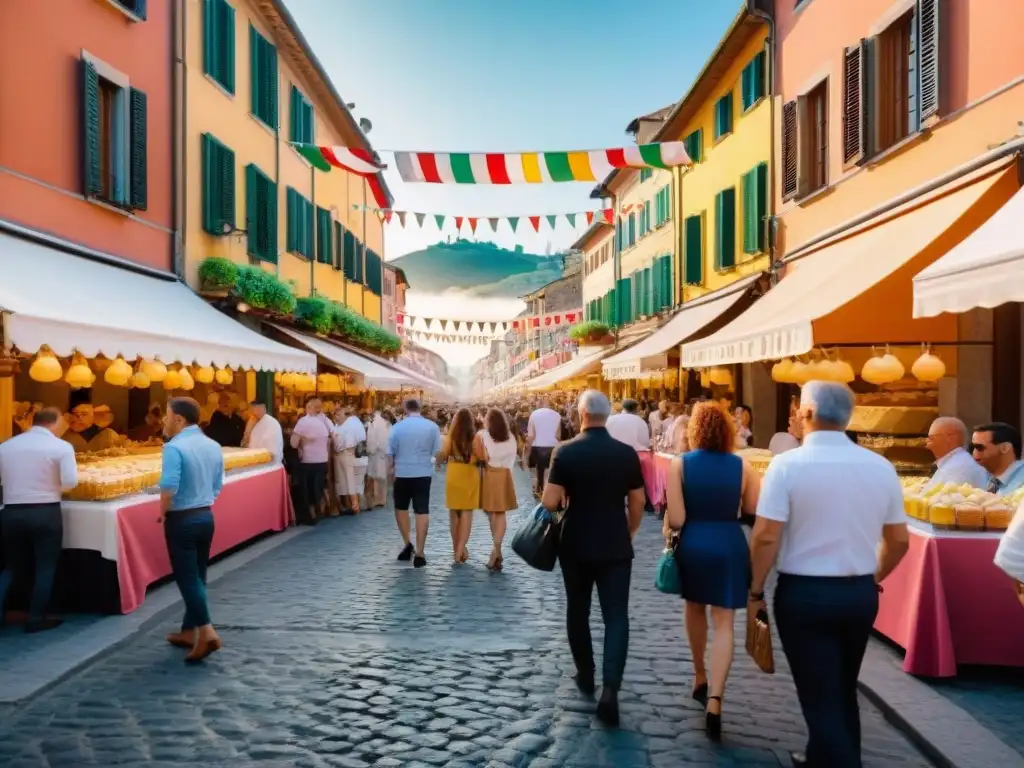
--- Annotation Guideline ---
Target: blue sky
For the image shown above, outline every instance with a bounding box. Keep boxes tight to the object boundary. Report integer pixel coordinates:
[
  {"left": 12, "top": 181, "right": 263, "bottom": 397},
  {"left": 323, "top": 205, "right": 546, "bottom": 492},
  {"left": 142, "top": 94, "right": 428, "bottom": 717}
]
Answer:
[{"left": 287, "top": 0, "right": 743, "bottom": 261}]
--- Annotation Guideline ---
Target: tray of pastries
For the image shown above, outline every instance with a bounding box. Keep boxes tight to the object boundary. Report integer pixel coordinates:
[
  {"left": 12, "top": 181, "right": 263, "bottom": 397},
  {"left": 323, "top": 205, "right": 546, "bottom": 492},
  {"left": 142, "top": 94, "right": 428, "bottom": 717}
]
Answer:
[{"left": 901, "top": 480, "right": 1019, "bottom": 531}]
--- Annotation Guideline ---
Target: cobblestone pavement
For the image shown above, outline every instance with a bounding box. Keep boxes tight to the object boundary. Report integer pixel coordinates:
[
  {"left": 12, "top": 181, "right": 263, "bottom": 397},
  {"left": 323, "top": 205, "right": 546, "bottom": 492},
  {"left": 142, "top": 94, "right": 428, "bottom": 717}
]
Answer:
[{"left": 0, "top": 468, "right": 930, "bottom": 767}]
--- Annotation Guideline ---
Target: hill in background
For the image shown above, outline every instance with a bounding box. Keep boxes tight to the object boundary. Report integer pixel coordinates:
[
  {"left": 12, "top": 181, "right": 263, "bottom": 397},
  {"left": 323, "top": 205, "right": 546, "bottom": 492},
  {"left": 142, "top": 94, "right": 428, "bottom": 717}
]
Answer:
[{"left": 390, "top": 239, "right": 564, "bottom": 297}]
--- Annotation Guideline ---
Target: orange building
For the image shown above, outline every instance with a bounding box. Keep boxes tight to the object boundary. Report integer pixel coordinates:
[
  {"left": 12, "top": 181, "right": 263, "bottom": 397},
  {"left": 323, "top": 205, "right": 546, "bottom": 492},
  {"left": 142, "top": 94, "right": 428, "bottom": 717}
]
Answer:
[
  {"left": 0, "top": 0, "right": 173, "bottom": 271},
  {"left": 684, "top": 0, "right": 1024, "bottom": 428}
]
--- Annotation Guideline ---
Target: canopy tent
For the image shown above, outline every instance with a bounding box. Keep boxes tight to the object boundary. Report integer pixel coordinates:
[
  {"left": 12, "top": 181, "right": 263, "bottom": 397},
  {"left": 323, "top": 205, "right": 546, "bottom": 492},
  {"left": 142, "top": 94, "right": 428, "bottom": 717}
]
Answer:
[
  {"left": 0, "top": 232, "right": 314, "bottom": 372},
  {"left": 601, "top": 273, "right": 762, "bottom": 380},
  {"left": 683, "top": 164, "right": 1016, "bottom": 368},
  {"left": 269, "top": 324, "right": 414, "bottom": 390},
  {"left": 914, "top": 183, "right": 1024, "bottom": 317},
  {"left": 526, "top": 348, "right": 615, "bottom": 391}
]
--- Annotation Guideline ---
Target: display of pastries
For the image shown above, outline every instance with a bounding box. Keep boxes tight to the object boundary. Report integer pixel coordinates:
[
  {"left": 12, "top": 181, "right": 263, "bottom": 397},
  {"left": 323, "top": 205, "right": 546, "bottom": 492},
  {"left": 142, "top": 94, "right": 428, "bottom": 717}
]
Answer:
[{"left": 900, "top": 480, "right": 1021, "bottom": 532}]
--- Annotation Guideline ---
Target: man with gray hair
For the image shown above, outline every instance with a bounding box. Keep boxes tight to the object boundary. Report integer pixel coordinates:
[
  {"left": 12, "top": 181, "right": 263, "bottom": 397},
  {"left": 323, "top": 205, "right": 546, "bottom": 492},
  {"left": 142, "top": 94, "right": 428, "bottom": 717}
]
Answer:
[
  {"left": 925, "top": 416, "right": 989, "bottom": 490},
  {"left": 750, "top": 381, "right": 909, "bottom": 767},
  {"left": 542, "top": 390, "right": 646, "bottom": 728},
  {"left": 387, "top": 398, "right": 442, "bottom": 568}
]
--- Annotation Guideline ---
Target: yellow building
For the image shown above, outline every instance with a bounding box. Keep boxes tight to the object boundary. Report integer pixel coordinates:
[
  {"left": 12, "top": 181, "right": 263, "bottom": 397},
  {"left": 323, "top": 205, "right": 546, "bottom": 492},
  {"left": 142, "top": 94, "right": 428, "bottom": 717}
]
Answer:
[
  {"left": 666, "top": 8, "right": 772, "bottom": 302},
  {"left": 183, "top": 0, "right": 389, "bottom": 323}
]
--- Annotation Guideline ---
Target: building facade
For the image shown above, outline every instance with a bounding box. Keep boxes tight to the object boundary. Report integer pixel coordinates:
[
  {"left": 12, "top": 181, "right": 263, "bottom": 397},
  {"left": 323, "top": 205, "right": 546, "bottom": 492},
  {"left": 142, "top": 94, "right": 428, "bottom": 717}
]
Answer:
[
  {"left": 184, "top": 0, "right": 390, "bottom": 322},
  {"left": 381, "top": 263, "right": 408, "bottom": 334},
  {"left": 579, "top": 222, "right": 615, "bottom": 326},
  {"left": 0, "top": 0, "right": 173, "bottom": 272}
]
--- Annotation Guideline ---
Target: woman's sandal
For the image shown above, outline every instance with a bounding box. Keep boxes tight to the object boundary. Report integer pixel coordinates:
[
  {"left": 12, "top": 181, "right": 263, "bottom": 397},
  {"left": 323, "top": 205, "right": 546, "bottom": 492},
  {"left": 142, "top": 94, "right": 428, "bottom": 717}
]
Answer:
[
  {"left": 691, "top": 680, "right": 708, "bottom": 705},
  {"left": 705, "top": 695, "right": 722, "bottom": 742}
]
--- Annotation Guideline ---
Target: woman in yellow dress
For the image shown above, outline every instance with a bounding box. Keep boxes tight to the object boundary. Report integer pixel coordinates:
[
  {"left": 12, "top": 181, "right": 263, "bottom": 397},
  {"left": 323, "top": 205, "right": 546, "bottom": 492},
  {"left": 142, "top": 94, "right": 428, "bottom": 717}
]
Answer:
[{"left": 441, "top": 407, "right": 483, "bottom": 564}]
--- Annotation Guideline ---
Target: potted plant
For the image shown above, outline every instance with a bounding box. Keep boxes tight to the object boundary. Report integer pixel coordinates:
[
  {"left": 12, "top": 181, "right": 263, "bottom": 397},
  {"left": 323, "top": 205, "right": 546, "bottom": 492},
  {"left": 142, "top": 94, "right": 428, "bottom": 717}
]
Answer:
[
  {"left": 569, "top": 320, "right": 613, "bottom": 345},
  {"left": 196, "top": 257, "right": 238, "bottom": 297}
]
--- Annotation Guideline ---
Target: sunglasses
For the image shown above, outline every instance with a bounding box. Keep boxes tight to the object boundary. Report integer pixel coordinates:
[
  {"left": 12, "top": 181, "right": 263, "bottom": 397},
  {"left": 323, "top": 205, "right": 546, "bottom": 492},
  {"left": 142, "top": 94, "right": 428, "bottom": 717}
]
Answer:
[{"left": 970, "top": 442, "right": 999, "bottom": 453}]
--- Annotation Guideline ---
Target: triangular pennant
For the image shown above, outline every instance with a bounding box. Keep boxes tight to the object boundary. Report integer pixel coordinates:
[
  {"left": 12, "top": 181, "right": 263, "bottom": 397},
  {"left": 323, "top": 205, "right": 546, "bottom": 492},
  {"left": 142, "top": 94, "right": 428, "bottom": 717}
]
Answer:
[
  {"left": 396, "top": 211, "right": 406, "bottom": 227},
  {"left": 601, "top": 209, "right": 614, "bottom": 224},
  {"left": 376, "top": 210, "right": 386, "bottom": 223},
  {"left": 440, "top": 319, "right": 448, "bottom": 331},
  {"left": 488, "top": 218, "right": 500, "bottom": 232},
  {"left": 425, "top": 318, "right": 433, "bottom": 330},
  {"left": 477, "top": 322, "right": 484, "bottom": 333},
  {"left": 546, "top": 215, "right": 557, "bottom": 230},
  {"left": 566, "top": 213, "right": 576, "bottom": 227},
  {"left": 489, "top": 322, "right": 497, "bottom": 333},
  {"left": 586, "top": 211, "right": 594, "bottom": 225},
  {"left": 501, "top": 322, "right": 508, "bottom": 332},
  {"left": 383, "top": 210, "right": 394, "bottom": 224},
  {"left": 434, "top": 215, "right": 445, "bottom": 229},
  {"left": 396, "top": 312, "right": 405, "bottom": 325},
  {"left": 454, "top": 217, "right": 463, "bottom": 230},
  {"left": 454, "top": 321, "right": 462, "bottom": 332},
  {"left": 553, "top": 314, "right": 561, "bottom": 325},
  {"left": 529, "top": 216, "right": 541, "bottom": 232},
  {"left": 468, "top": 218, "right": 477, "bottom": 234},
  {"left": 508, "top": 217, "right": 519, "bottom": 232}
]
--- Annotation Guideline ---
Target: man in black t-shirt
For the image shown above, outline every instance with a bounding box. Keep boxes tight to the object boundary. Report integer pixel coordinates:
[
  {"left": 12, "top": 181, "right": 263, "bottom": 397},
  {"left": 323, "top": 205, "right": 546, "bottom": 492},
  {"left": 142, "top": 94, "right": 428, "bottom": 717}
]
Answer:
[{"left": 542, "top": 390, "right": 645, "bottom": 728}]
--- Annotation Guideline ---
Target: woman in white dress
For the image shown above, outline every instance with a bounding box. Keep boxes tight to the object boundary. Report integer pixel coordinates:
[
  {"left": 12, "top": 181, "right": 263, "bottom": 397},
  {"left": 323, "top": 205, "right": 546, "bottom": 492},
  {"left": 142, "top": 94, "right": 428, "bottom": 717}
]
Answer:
[
  {"left": 477, "top": 408, "right": 519, "bottom": 571},
  {"left": 365, "top": 409, "right": 390, "bottom": 508}
]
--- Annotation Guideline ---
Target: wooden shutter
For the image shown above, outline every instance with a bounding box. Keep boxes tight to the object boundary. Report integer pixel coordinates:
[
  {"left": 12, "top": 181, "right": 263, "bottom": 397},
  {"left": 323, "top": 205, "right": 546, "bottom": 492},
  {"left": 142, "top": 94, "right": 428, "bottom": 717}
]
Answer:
[
  {"left": 917, "top": 0, "right": 941, "bottom": 121},
  {"left": 842, "top": 42, "right": 868, "bottom": 165},
  {"left": 662, "top": 253, "right": 674, "bottom": 307},
  {"left": 203, "top": 0, "right": 218, "bottom": 80},
  {"left": 343, "top": 229, "right": 355, "bottom": 279},
  {"left": 245, "top": 164, "right": 257, "bottom": 256},
  {"left": 754, "top": 162, "right": 768, "bottom": 252},
  {"left": 221, "top": 0, "right": 235, "bottom": 93},
  {"left": 81, "top": 60, "right": 102, "bottom": 197},
  {"left": 249, "top": 25, "right": 259, "bottom": 118},
  {"left": 685, "top": 215, "right": 703, "bottom": 286},
  {"left": 285, "top": 188, "right": 296, "bottom": 252},
  {"left": 202, "top": 134, "right": 234, "bottom": 234},
  {"left": 781, "top": 100, "right": 797, "bottom": 200},
  {"left": 289, "top": 86, "right": 298, "bottom": 142},
  {"left": 266, "top": 40, "right": 278, "bottom": 128},
  {"left": 303, "top": 198, "right": 314, "bottom": 258},
  {"left": 741, "top": 170, "right": 755, "bottom": 254},
  {"left": 263, "top": 174, "right": 278, "bottom": 263},
  {"left": 795, "top": 93, "right": 811, "bottom": 198},
  {"left": 316, "top": 206, "right": 330, "bottom": 264},
  {"left": 715, "top": 188, "right": 736, "bottom": 270},
  {"left": 129, "top": 88, "right": 148, "bottom": 210}
]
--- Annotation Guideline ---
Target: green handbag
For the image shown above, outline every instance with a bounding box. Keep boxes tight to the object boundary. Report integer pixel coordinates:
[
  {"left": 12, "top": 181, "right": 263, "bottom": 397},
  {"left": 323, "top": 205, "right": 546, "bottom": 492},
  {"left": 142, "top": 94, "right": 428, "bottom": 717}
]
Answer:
[{"left": 655, "top": 536, "right": 681, "bottom": 595}]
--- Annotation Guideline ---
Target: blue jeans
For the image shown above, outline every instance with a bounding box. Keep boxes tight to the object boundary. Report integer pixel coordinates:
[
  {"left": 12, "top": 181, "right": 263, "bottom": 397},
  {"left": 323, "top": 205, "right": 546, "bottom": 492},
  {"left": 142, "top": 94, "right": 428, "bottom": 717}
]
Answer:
[
  {"left": 163, "top": 508, "right": 214, "bottom": 629},
  {"left": 0, "top": 503, "right": 63, "bottom": 621},
  {"left": 774, "top": 573, "right": 878, "bottom": 768}
]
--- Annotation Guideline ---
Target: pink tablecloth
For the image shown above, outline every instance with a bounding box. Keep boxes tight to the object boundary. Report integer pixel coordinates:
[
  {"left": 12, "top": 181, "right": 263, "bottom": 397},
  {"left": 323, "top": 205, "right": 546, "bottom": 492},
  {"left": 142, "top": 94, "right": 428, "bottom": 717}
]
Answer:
[
  {"left": 875, "top": 524, "right": 1024, "bottom": 677},
  {"left": 651, "top": 453, "right": 673, "bottom": 509},
  {"left": 116, "top": 466, "right": 293, "bottom": 614}
]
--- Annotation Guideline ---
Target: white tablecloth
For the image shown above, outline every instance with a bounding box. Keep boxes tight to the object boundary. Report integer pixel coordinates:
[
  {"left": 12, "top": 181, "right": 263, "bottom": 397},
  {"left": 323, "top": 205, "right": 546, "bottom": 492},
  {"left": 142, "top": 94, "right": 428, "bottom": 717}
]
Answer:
[{"left": 60, "top": 464, "right": 283, "bottom": 562}]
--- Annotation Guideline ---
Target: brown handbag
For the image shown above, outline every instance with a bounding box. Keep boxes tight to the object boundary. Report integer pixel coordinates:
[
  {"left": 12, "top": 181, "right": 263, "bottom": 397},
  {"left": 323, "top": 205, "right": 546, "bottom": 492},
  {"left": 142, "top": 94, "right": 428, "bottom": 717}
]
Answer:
[{"left": 745, "top": 605, "right": 776, "bottom": 674}]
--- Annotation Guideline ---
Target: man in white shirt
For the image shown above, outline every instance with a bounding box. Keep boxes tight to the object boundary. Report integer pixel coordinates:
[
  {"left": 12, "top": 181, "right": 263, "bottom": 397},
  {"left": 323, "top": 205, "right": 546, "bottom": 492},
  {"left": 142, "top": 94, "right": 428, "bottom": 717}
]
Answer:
[
  {"left": 244, "top": 401, "right": 283, "bottom": 465},
  {"left": 648, "top": 400, "right": 669, "bottom": 445},
  {"left": 750, "top": 381, "right": 909, "bottom": 768},
  {"left": 523, "top": 399, "right": 561, "bottom": 496},
  {"left": 925, "top": 417, "right": 988, "bottom": 490},
  {"left": 607, "top": 399, "right": 656, "bottom": 514},
  {"left": 0, "top": 407, "right": 78, "bottom": 633},
  {"left": 364, "top": 409, "right": 390, "bottom": 508},
  {"left": 333, "top": 406, "right": 368, "bottom": 514}
]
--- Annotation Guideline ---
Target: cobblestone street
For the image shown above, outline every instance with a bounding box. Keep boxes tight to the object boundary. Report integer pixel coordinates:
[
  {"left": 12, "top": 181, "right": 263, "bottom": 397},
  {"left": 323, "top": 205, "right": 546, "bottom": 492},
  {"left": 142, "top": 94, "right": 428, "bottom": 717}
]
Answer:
[{"left": 0, "top": 468, "right": 930, "bottom": 767}]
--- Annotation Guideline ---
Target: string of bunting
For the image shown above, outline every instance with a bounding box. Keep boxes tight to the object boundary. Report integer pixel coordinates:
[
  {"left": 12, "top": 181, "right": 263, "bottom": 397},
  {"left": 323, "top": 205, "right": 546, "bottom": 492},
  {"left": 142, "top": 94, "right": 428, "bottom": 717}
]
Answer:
[
  {"left": 398, "top": 311, "right": 582, "bottom": 333},
  {"left": 356, "top": 205, "right": 614, "bottom": 233},
  {"left": 400, "top": 329, "right": 495, "bottom": 346}
]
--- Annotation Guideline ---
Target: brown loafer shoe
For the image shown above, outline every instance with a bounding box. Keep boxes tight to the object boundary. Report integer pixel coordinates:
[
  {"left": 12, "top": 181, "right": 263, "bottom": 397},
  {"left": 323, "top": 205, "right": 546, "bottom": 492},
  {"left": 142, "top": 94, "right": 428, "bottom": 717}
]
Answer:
[
  {"left": 185, "top": 635, "right": 222, "bottom": 663},
  {"left": 166, "top": 631, "right": 196, "bottom": 649}
]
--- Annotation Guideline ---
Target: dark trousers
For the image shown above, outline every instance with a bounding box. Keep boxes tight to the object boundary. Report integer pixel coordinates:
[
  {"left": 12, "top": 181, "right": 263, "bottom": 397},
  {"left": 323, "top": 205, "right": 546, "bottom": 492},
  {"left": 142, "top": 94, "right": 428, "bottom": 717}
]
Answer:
[
  {"left": 299, "top": 462, "right": 328, "bottom": 521},
  {"left": 531, "top": 447, "right": 553, "bottom": 491},
  {"left": 774, "top": 573, "right": 878, "bottom": 768},
  {"left": 0, "top": 503, "right": 63, "bottom": 620},
  {"left": 561, "top": 558, "right": 631, "bottom": 689},
  {"left": 164, "top": 508, "right": 215, "bottom": 629}
]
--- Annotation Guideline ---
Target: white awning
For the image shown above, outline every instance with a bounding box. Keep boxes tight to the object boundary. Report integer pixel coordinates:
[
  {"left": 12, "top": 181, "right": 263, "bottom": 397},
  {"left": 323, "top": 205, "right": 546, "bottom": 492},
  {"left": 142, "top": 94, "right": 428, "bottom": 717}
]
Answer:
[
  {"left": 683, "top": 166, "right": 1011, "bottom": 368},
  {"left": 526, "top": 348, "right": 614, "bottom": 391},
  {"left": 914, "top": 183, "right": 1024, "bottom": 317},
  {"left": 602, "top": 273, "right": 762, "bottom": 380},
  {"left": 270, "top": 324, "right": 421, "bottom": 391},
  {"left": 0, "top": 232, "right": 315, "bottom": 372}
]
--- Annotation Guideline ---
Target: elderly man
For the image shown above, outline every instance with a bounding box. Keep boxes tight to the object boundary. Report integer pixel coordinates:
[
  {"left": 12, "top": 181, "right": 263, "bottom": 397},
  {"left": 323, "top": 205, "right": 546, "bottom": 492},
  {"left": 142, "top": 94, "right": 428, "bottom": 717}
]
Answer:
[
  {"left": 524, "top": 398, "right": 561, "bottom": 497},
  {"left": 290, "top": 399, "right": 332, "bottom": 525},
  {"left": 750, "top": 382, "right": 909, "bottom": 768},
  {"left": 387, "top": 398, "right": 442, "bottom": 568},
  {"left": 244, "top": 401, "right": 283, "bottom": 464},
  {"left": 971, "top": 422, "right": 1024, "bottom": 494},
  {"left": 333, "top": 405, "right": 368, "bottom": 514},
  {"left": 925, "top": 417, "right": 988, "bottom": 490},
  {"left": 543, "top": 390, "right": 645, "bottom": 727}
]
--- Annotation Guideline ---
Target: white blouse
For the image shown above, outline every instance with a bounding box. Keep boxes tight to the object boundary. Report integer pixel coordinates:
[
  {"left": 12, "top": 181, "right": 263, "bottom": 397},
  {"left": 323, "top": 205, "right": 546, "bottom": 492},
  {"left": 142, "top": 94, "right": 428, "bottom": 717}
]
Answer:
[{"left": 481, "top": 430, "right": 517, "bottom": 469}]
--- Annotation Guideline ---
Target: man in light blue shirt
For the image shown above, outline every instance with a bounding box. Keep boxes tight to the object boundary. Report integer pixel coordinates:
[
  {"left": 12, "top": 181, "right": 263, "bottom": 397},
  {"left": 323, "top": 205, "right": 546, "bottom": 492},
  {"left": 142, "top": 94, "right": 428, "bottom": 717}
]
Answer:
[
  {"left": 972, "top": 423, "right": 1024, "bottom": 494},
  {"left": 925, "top": 417, "right": 990, "bottom": 491},
  {"left": 159, "top": 397, "right": 224, "bottom": 663},
  {"left": 387, "top": 398, "right": 441, "bottom": 568}
]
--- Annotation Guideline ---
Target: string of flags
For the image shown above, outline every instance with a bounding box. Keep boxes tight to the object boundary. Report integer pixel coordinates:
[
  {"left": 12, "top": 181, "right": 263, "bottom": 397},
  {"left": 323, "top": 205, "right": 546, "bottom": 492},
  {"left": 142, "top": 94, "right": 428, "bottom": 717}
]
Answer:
[
  {"left": 401, "top": 329, "right": 495, "bottom": 345},
  {"left": 397, "top": 311, "right": 582, "bottom": 334},
  {"left": 353, "top": 205, "right": 614, "bottom": 233}
]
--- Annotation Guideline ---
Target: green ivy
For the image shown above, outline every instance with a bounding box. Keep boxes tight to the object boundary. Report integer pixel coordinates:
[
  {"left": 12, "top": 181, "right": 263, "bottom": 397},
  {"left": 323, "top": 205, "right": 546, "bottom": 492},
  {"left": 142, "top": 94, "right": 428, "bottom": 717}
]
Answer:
[
  {"left": 568, "top": 321, "right": 610, "bottom": 340},
  {"left": 294, "top": 296, "right": 334, "bottom": 334},
  {"left": 197, "top": 256, "right": 238, "bottom": 289}
]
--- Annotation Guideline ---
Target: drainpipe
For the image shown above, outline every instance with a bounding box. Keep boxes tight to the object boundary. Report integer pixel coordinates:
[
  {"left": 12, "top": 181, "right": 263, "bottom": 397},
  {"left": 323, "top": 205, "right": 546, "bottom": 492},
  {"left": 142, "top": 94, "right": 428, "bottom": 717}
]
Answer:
[
  {"left": 747, "top": 1, "right": 777, "bottom": 283},
  {"left": 171, "top": 0, "right": 186, "bottom": 279}
]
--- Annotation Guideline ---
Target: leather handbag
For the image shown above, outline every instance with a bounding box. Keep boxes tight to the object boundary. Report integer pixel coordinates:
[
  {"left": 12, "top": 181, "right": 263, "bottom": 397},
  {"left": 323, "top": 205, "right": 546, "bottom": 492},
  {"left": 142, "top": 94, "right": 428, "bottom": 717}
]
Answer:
[
  {"left": 745, "top": 605, "right": 776, "bottom": 674},
  {"left": 654, "top": 535, "right": 682, "bottom": 595},
  {"left": 511, "top": 503, "right": 563, "bottom": 571}
]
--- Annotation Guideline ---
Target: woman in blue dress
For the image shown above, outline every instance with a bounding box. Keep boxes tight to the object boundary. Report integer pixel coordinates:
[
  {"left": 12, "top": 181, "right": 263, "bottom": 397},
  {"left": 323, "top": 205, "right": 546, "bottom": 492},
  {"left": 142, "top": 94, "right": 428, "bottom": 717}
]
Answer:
[{"left": 664, "top": 402, "right": 760, "bottom": 741}]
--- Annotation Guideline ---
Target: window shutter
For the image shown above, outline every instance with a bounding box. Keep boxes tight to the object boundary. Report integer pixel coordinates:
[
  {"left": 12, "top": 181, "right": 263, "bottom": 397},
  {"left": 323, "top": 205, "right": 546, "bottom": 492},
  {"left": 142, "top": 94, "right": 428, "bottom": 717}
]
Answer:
[
  {"left": 715, "top": 189, "right": 736, "bottom": 270},
  {"left": 289, "top": 86, "right": 298, "bottom": 143},
  {"left": 305, "top": 198, "right": 314, "bottom": 258},
  {"left": 266, "top": 41, "right": 278, "bottom": 128},
  {"left": 795, "top": 93, "right": 811, "bottom": 198},
  {"left": 355, "top": 240, "right": 365, "bottom": 283},
  {"left": 917, "top": 0, "right": 941, "bottom": 121},
  {"left": 129, "top": 88, "right": 148, "bottom": 210},
  {"left": 685, "top": 215, "right": 703, "bottom": 286},
  {"left": 132, "top": 0, "right": 147, "bottom": 19},
  {"left": 781, "top": 100, "right": 797, "bottom": 200},
  {"left": 741, "top": 170, "right": 754, "bottom": 254},
  {"left": 663, "top": 254, "right": 674, "bottom": 307},
  {"left": 220, "top": 140, "right": 235, "bottom": 232},
  {"left": 333, "top": 222, "right": 343, "bottom": 269},
  {"left": 842, "top": 42, "right": 867, "bottom": 165},
  {"left": 222, "top": 0, "right": 235, "bottom": 93},
  {"left": 266, "top": 175, "right": 278, "bottom": 263},
  {"left": 249, "top": 25, "right": 259, "bottom": 118},
  {"left": 203, "top": 0, "right": 217, "bottom": 80},
  {"left": 81, "top": 60, "right": 102, "bottom": 197},
  {"left": 245, "top": 164, "right": 257, "bottom": 256},
  {"left": 286, "top": 188, "right": 296, "bottom": 253},
  {"left": 754, "top": 162, "right": 768, "bottom": 253}
]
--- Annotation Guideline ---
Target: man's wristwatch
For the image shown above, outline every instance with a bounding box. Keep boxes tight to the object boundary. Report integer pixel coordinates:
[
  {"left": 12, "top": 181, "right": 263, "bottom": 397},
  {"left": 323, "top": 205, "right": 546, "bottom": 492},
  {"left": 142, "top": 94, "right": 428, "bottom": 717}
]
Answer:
[{"left": 749, "top": 591, "right": 764, "bottom": 601}]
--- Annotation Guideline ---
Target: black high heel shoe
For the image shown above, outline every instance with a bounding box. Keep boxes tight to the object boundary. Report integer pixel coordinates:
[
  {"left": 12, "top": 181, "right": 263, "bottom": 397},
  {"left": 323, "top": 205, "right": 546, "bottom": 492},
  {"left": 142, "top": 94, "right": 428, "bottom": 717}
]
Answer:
[
  {"left": 692, "top": 680, "right": 708, "bottom": 705},
  {"left": 705, "top": 695, "right": 722, "bottom": 742}
]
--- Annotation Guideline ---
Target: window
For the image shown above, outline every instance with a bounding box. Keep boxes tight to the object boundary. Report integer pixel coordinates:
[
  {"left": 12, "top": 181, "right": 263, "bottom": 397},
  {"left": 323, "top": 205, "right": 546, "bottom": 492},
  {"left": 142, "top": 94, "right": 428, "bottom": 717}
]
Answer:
[
  {"left": 627, "top": 213, "right": 636, "bottom": 247},
  {"left": 617, "top": 277, "right": 632, "bottom": 326},
  {"left": 203, "top": 0, "right": 235, "bottom": 93},
  {"left": 781, "top": 101, "right": 798, "bottom": 199},
  {"left": 290, "top": 85, "right": 314, "bottom": 144},
  {"left": 654, "top": 186, "right": 672, "bottom": 226},
  {"left": 742, "top": 162, "right": 769, "bottom": 254},
  {"left": 715, "top": 187, "right": 736, "bottom": 270},
  {"left": 659, "top": 253, "right": 674, "bottom": 309},
  {"left": 245, "top": 163, "right": 277, "bottom": 262},
  {"left": 354, "top": 240, "right": 364, "bottom": 283},
  {"left": 640, "top": 168, "right": 653, "bottom": 183},
  {"left": 81, "top": 56, "right": 147, "bottom": 210},
  {"left": 342, "top": 229, "right": 358, "bottom": 279},
  {"left": 365, "top": 249, "right": 382, "bottom": 294},
  {"left": 684, "top": 214, "right": 704, "bottom": 286},
  {"left": 785, "top": 79, "right": 829, "bottom": 199},
  {"left": 315, "top": 206, "right": 332, "bottom": 264},
  {"left": 286, "top": 188, "right": 314, "bottom": 258},
  {"left": 114, "top": 0, "right": 147, "bottom": 19},
  {"left": 684, "top": 129, "right": 703, "bottom": 163},
  {"left": 741, "top": 51, "right": 767, "bottom": 112},
  {"left": 332, "top": 222, "right": 344, "bottom": 270},
  {"left": 714, "top": 92, "right": 733, "bottom": 140},
  {"left": 250, "top": 25, "right": 278, "bottom": 128},
  {"left": 201, "top": 133, "right": 235, "bottom": 235}
]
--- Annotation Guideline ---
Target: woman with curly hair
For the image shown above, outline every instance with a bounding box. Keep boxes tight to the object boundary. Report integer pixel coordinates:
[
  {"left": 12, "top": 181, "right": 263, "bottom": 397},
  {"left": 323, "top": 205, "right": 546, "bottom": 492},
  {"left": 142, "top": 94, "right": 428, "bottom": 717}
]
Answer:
[
  {"left": 663, "top": 402, "right": 760, "bottom": 742},
  {"left": 439, "top": 407, "right": 483, "bottom": 564}
]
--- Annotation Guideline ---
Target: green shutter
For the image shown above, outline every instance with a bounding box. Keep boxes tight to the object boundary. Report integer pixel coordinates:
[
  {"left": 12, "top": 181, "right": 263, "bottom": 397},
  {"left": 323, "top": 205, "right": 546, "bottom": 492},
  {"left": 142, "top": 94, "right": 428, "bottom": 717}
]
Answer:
[
  {"left": 202, "top": 134, "right": 235, "bottom": 234},
  {"left": 304, "top": 197, "right": 314, "bottom": 258},
  {"left": 663, "top": 254, "right": 674, "bottom": 307},
  {"left": 265, "top": 174, "right": 278, "bottom": 263},
  {"left": 686, "top": 129, "right": 703, "bottom": 163},
  {"left": 715, "top": 93, "right": 733, "bottom": 139},
  {"left": 222, "top": 0, "right": 235, "bottom": 93},
  {"left": 685, "top": 215, "right": 703, "bottom": 285},
  {"left": 82, "top": 60, "right": 102, "bottom": 197},
  {"left": 742, "top": 169, "right": 755, "bottom": 254},
  {"left": 316, "top": 206, "right": 332, "bottom": 264},
  {"left": 251, "top": 26, "right": 277, "bottom": 127},
  {"left": 203, "top": 0, "right": 217, "bottom": 82},
  {"left": 245, "top": 164, "right": 257, "bottom": 256},
  {"left": 715, "top": 188, "right": 737, "bottom": 269},
  {"left": 247, "top": 164, "right": 277, "bottom": 263},
  {"left": 129, "top": 88, "right": 148, "bottom": 210},
  {"left": 249, "top": 25, "right": 259, "bottom": 118},
  {"left": 204, "top": 0, "right": 235, "bottom": 93},
  {"left": 285, "top": 188, "right": 296, "bottom": 252}
]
